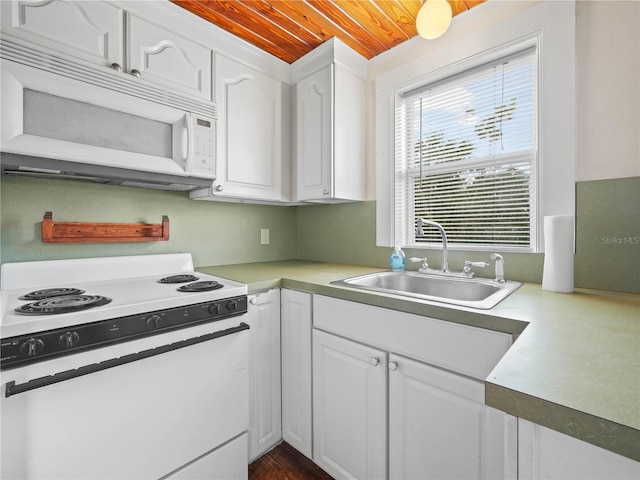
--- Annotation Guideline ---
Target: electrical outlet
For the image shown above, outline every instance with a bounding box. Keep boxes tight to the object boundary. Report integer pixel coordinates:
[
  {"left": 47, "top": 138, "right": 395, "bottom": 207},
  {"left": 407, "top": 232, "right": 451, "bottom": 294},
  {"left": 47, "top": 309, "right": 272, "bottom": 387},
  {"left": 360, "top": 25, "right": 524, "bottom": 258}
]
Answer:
[{"left": 260, "top": 228, "right": 270, "bottom": 245}]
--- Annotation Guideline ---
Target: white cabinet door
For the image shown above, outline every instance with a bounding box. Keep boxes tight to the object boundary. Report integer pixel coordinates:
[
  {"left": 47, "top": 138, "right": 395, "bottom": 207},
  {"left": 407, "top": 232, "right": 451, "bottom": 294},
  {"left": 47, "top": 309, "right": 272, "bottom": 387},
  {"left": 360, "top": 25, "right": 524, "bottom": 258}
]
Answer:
[
  {"left": 213, "top": 55, "right": 285, "bottom": 201},
  {"left": 332, "top": 64, "right": 365, "bottom": 202},
  {"left": 127, "top": 14, "right": 211, "bottom": 99},
  {"left": 313, "top": 330, "right": 387, "bottom": 480},
  {"left": 388, "top": 353, "right": 517, "bottom": 480},
  {"left": 294, "top": 62, "right": 365, "bottom": 203},
  {"left": 280, "top": 289, "right": 312, "bottom": 458},
  {"left": 295, "top": 64, "right": 333, "bottom": 201},
  {"left": 518, "top": 420, "right": 640, "bottom": 480},
  {"left": 0, "top": 0, "right": 124, "bottom": 67},
  {"left": 247, "top": 290, "right": 282, "bottom": 462}
]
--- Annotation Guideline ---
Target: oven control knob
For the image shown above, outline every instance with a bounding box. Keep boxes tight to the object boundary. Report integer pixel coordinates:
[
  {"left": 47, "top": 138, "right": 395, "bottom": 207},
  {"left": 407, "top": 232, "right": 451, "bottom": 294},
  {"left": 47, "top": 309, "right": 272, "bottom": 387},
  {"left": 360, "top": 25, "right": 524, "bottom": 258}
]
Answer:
[
  {"left": 20, "top": 338, "right": 44, "bottom": 357},
  {"left": 145, "top": 315, "right": 162, "bottom": 329},
  {"left": 208, "top": 303, "right": 221, "bottom": 315},
  {"left": 58, "top": 331, "right": 80, "bottom": 349},
  {"left": 225, "top": 300, "right": 238, "bottom": 312}
]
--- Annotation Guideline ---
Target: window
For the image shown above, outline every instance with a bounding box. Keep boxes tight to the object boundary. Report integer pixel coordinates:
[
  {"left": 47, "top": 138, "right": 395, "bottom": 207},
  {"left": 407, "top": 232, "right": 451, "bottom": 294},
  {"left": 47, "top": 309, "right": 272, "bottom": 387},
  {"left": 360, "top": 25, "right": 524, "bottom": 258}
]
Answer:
[{"left": 394, "top": 47, "right": 537, "bottom": 251}]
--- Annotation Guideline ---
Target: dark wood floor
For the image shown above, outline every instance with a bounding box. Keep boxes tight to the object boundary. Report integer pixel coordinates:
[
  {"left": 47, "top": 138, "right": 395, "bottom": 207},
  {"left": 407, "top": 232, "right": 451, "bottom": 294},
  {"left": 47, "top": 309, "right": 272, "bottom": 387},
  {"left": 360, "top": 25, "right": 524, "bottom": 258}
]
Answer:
[{"left": 249, "top": 443, "right": 333, "bottom": 480}]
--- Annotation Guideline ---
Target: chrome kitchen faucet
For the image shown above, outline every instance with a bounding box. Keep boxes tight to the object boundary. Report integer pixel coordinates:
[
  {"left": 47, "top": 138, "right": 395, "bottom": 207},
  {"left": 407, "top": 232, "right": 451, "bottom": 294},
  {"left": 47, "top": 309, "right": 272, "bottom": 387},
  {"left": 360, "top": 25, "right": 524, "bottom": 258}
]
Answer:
[{"left": 415, "top": 218, "right": 449, "bottom": 273}]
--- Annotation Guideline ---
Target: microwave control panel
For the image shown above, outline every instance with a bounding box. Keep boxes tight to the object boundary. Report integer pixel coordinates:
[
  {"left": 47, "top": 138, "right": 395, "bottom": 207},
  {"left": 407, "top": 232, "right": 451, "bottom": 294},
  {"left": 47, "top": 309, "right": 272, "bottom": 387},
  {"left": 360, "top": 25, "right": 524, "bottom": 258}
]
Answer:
[{"left": 189, "top": 114, "right": 216, "bottom": 177}]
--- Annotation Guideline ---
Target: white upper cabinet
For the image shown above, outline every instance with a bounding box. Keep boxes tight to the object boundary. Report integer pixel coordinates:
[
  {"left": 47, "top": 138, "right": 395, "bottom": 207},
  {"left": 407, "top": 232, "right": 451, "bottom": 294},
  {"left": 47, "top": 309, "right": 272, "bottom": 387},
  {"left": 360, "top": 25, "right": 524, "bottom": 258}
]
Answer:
[
  {"left": 295, "top": 65, "right": 333, "bottom": 201},
  {"left": 1, "top": 1, "right": 211, "bottom": 100},
  {"left": 190, "top": 55, "right": 290, "bottom": 203},
  {"left": 0, "top": 0, "right": 124, "bottom": 66},
  {"left": 126, "top": 15, "right": 211, "bottom": 100},
  {"left": 292, "top": 39, "right": 366, "bottom": 203}
]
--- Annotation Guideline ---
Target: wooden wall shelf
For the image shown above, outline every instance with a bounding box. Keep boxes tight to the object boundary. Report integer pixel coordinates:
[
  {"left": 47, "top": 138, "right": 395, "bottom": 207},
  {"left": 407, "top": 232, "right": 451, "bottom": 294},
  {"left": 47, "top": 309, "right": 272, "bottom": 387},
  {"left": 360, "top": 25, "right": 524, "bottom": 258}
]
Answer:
[{"left": 41, "top": 212, "right": 170, "bottom": 243}]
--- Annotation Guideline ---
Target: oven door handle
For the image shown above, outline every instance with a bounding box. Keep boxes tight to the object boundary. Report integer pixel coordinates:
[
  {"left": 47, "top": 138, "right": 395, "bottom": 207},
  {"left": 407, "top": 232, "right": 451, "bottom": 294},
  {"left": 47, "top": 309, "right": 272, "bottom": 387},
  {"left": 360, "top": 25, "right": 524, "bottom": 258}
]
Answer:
[{"left": 5, "top": 322, "right": 249, "bottom": 398}]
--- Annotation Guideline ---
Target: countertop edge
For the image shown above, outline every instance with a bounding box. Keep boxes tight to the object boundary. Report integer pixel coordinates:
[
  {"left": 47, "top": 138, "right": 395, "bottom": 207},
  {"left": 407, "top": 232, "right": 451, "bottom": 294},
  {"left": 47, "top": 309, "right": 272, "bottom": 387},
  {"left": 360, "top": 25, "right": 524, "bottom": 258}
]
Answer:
[{"left": 485, "top": 382, "right": 640, "bottom": 462}]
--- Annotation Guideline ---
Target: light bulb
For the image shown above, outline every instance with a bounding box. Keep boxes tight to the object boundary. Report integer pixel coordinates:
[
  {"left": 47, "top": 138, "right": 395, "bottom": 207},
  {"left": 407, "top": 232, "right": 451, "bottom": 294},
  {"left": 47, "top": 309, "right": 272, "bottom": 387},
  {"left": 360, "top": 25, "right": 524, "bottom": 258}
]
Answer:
[{"left": 416, "top": 0, "right": 453, "bottom": 40}]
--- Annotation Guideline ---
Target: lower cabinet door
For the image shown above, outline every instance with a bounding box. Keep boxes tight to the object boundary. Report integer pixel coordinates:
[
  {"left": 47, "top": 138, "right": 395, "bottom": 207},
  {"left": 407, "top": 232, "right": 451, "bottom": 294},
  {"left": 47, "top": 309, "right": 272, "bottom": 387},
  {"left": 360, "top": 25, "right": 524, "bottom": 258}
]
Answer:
[
  {"left": 247, "top": 289, "right": 282, "bottom": 461},
  {"left": 313, "top": 329, "right": 387, "bottom": 480},
  {"left": 281, "top": 289, "right": 313, "bottom": 458},
  {"left": 388, "top": 354, "right": 516, "bottom": 480}
]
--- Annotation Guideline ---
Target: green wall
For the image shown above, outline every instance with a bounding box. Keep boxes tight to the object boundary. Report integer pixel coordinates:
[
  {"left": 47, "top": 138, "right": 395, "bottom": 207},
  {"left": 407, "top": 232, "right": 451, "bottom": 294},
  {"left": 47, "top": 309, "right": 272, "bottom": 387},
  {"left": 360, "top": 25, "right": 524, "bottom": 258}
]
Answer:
[
  {"left": 1, "top": 175, "right": 638, "bottom": 293},
  {"left": 295, "top": 177, "right": 640, "bottom": 293},
  {"left": 295, "top": 201, "right": 545, "bottom": 285},
  {"left": 0, "top": 176, "right": 297, "bottom": 268},
  {"left": 575, "top": 177, "right": 640, "bottom": 293}
]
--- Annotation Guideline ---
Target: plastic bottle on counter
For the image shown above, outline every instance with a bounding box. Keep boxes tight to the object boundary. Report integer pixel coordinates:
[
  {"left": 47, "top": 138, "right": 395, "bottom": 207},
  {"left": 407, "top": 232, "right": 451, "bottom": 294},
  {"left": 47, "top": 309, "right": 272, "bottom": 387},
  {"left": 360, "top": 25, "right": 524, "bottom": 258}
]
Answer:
[{"left": 390, "top": 246, "right": 406, "bottom": 272}]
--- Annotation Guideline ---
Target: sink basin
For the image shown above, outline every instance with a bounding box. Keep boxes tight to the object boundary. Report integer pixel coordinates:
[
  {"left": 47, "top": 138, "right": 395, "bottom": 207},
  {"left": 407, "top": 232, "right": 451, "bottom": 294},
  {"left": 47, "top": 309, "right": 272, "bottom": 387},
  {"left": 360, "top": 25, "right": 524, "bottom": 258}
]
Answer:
[{"left": 331, "top": 271, "right": 522, "bottom": 309}]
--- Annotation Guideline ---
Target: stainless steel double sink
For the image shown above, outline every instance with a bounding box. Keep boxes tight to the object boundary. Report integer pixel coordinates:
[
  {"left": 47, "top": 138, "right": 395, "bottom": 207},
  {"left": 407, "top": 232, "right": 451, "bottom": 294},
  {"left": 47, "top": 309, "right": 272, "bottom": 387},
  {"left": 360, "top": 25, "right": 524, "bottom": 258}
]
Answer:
[{"left": 331, "top": 271, "right": 522, "bottom": 309}]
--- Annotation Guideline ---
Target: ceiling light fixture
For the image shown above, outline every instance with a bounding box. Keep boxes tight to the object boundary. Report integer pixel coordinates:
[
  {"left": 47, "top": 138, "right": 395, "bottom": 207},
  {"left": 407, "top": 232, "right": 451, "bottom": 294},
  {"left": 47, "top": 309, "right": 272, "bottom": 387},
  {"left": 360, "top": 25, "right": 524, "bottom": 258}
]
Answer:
[{"left": 416, "top": 0, "right": 453, "bottom": 40}]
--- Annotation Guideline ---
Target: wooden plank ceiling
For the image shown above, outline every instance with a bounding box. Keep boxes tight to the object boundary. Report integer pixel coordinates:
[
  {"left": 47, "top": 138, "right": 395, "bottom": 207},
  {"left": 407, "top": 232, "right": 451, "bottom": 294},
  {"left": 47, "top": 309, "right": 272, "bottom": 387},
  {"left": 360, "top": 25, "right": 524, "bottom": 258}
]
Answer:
[{"left": 170, "top": 0, "right": 486, "bottom": 64}]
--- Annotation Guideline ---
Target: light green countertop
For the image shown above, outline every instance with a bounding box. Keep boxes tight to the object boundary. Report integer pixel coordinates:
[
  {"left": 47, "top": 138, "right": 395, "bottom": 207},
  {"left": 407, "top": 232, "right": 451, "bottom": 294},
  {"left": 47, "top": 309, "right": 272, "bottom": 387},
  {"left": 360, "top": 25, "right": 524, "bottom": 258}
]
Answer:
[{"left": 198, "top": 260, "right": 640, "bottom": 462}]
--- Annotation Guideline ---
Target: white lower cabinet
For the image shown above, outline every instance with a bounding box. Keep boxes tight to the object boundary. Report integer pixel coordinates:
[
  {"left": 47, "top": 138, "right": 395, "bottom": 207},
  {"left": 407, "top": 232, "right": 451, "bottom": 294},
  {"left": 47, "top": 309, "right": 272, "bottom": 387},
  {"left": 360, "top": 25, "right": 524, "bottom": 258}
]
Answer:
[
  {"left": 247, "top": 289, "right": 281, "bottom": 461},
  {"left": 313, "top": 330, "right": 386, "bottom": 480},
  {"left": 280, "top": 289, "right": 313, "bottom": 458},
  {"left": 312, "top": 294, "right": 516, "bottom": 480},
  {"left": 518, "top": 419, "right": 640, "bottom": 480},
  {"left": 389, "top": 354, "right": 516, "bottom": 480}
]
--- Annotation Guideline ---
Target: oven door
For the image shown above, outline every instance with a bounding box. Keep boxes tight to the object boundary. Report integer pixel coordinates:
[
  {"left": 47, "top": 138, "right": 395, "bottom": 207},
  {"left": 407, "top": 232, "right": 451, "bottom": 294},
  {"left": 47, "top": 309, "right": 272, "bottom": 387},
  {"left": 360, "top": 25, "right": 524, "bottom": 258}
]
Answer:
[{"left": 1, "top": 318, "right": 248, "bottom": 480}]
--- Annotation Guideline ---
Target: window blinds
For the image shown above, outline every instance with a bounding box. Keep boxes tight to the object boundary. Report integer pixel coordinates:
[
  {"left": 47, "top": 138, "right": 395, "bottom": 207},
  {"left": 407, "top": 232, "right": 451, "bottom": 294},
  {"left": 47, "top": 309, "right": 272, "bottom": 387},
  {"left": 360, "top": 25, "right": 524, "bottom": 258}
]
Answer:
[{"left": 394, "top": 47, "right": 537, "bottom": 249}]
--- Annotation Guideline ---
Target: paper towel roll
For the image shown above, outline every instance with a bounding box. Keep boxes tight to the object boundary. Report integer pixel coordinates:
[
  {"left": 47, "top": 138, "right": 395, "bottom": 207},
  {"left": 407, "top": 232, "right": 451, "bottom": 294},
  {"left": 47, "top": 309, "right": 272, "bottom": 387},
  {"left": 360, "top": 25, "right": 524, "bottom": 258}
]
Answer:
[{"left": 542, "top": 215, "right": 575, "bottom": 293}]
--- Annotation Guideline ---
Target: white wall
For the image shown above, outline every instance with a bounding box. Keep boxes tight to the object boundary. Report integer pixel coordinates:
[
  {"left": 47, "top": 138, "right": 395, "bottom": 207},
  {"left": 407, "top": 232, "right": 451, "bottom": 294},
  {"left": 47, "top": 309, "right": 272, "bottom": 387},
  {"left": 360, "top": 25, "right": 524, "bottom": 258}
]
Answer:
[
  {"left": 364, "top": 0, "right": 640, "bottom": 199},
  {"left": 369, "top": 1, "right": 576, "bottom": 250},
  {"left": 576, "top": 0, "right": 640, "bottom": 181}
]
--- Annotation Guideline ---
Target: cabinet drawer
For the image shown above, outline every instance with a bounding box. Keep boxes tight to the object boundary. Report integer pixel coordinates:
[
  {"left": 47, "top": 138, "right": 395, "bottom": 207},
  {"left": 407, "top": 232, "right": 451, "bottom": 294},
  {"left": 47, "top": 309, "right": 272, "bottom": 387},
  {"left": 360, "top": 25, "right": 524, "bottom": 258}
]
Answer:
[{"left": 313, "top": 295, "right": 511, "bottom": 380}]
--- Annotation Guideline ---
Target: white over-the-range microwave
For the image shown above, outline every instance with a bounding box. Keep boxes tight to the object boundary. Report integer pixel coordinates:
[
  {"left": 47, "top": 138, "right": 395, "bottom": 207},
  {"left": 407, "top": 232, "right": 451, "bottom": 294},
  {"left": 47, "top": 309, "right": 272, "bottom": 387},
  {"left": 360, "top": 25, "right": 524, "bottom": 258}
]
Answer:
[{"left": 0, "top": 57, "right": 217, "bottom": 191}]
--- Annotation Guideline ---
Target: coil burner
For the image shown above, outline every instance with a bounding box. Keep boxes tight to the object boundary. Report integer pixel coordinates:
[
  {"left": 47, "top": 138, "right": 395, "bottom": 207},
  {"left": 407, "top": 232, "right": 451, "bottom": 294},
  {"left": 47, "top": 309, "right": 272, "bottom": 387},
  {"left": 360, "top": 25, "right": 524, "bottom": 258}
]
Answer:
[
  {"left": 19, "top": 288, "right": 86, "bottom": 300},
  {"left": 15, "top": 295, "right": 112, "bottom": 315},
  {"left": 177, "top": 281, "right": 224, "bottom": 293},
  {"left": 158, "top": 275, "right": 200, "bottom": 284}
]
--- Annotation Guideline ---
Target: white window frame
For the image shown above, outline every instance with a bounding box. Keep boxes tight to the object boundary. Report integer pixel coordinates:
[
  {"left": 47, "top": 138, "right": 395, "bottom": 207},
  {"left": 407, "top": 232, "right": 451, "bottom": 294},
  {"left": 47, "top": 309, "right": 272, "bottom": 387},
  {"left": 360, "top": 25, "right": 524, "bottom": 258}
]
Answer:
[{"left": 374, "top": 0, "right": 575, "bottom": 253}]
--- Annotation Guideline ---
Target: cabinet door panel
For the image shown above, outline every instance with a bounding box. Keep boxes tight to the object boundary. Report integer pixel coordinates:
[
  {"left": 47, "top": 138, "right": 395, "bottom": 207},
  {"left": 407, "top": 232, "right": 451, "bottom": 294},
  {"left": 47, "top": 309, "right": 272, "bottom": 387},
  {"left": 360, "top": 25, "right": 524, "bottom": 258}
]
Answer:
[
  {"left": 333, "top": 65, "right": 365, "bottom": 201},
  {"left": 296, "top": 65, "right": 332, "bottom": 201},
  {"left": 1, "top": 0, "right": 123, "bottom": 67},
  {"left": 389, "top": 354, "right": 516, "bottom": 480},
  {"left": 127, "top": 15, "right": 211, "bottom": 99},
  {"left": 281, "top": 290, "right": 312, "bottom": 458},
  {"left": 214, "top": 56, "right": 283, "bottom": 200},
  {"left": 247, "top": 290, "right": 281, "bottom": 461},
  {"left": 313, "top": 330, "right": 386, "bottom": 480}
]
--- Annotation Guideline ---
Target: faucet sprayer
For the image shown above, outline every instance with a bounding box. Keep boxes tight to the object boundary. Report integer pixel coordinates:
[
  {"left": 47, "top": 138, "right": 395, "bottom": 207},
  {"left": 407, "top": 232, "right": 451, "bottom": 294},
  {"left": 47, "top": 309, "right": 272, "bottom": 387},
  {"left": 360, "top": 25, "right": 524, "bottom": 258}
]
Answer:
[{"left": 490, "top": 253, "right": 505, "bottom": 283}]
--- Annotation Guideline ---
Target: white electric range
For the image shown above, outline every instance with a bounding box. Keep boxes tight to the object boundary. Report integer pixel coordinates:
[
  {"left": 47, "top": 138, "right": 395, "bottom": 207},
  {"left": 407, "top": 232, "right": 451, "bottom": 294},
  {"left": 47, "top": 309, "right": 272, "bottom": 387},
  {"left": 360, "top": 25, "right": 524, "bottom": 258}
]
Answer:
[{"left": 0, "top": 253, "right": 249, "bottom": 479}]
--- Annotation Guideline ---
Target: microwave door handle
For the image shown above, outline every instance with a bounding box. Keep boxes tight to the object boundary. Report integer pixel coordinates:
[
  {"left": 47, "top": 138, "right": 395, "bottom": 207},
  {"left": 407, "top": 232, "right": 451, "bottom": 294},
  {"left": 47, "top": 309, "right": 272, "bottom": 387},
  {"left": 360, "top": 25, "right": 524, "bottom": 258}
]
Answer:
[{"left": 183, "top": 114, "right": 191, "bottom": 171}]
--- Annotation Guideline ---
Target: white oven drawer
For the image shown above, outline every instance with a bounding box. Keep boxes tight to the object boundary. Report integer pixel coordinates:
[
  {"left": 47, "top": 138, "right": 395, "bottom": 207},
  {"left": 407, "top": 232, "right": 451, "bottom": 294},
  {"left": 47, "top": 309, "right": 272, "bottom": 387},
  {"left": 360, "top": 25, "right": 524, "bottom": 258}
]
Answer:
[
  {"left": 1, "top": 321, "right": 248, "bottom": 479},
  {"left": 166, "top": 433, "right": 248, "bottom": 480}
]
